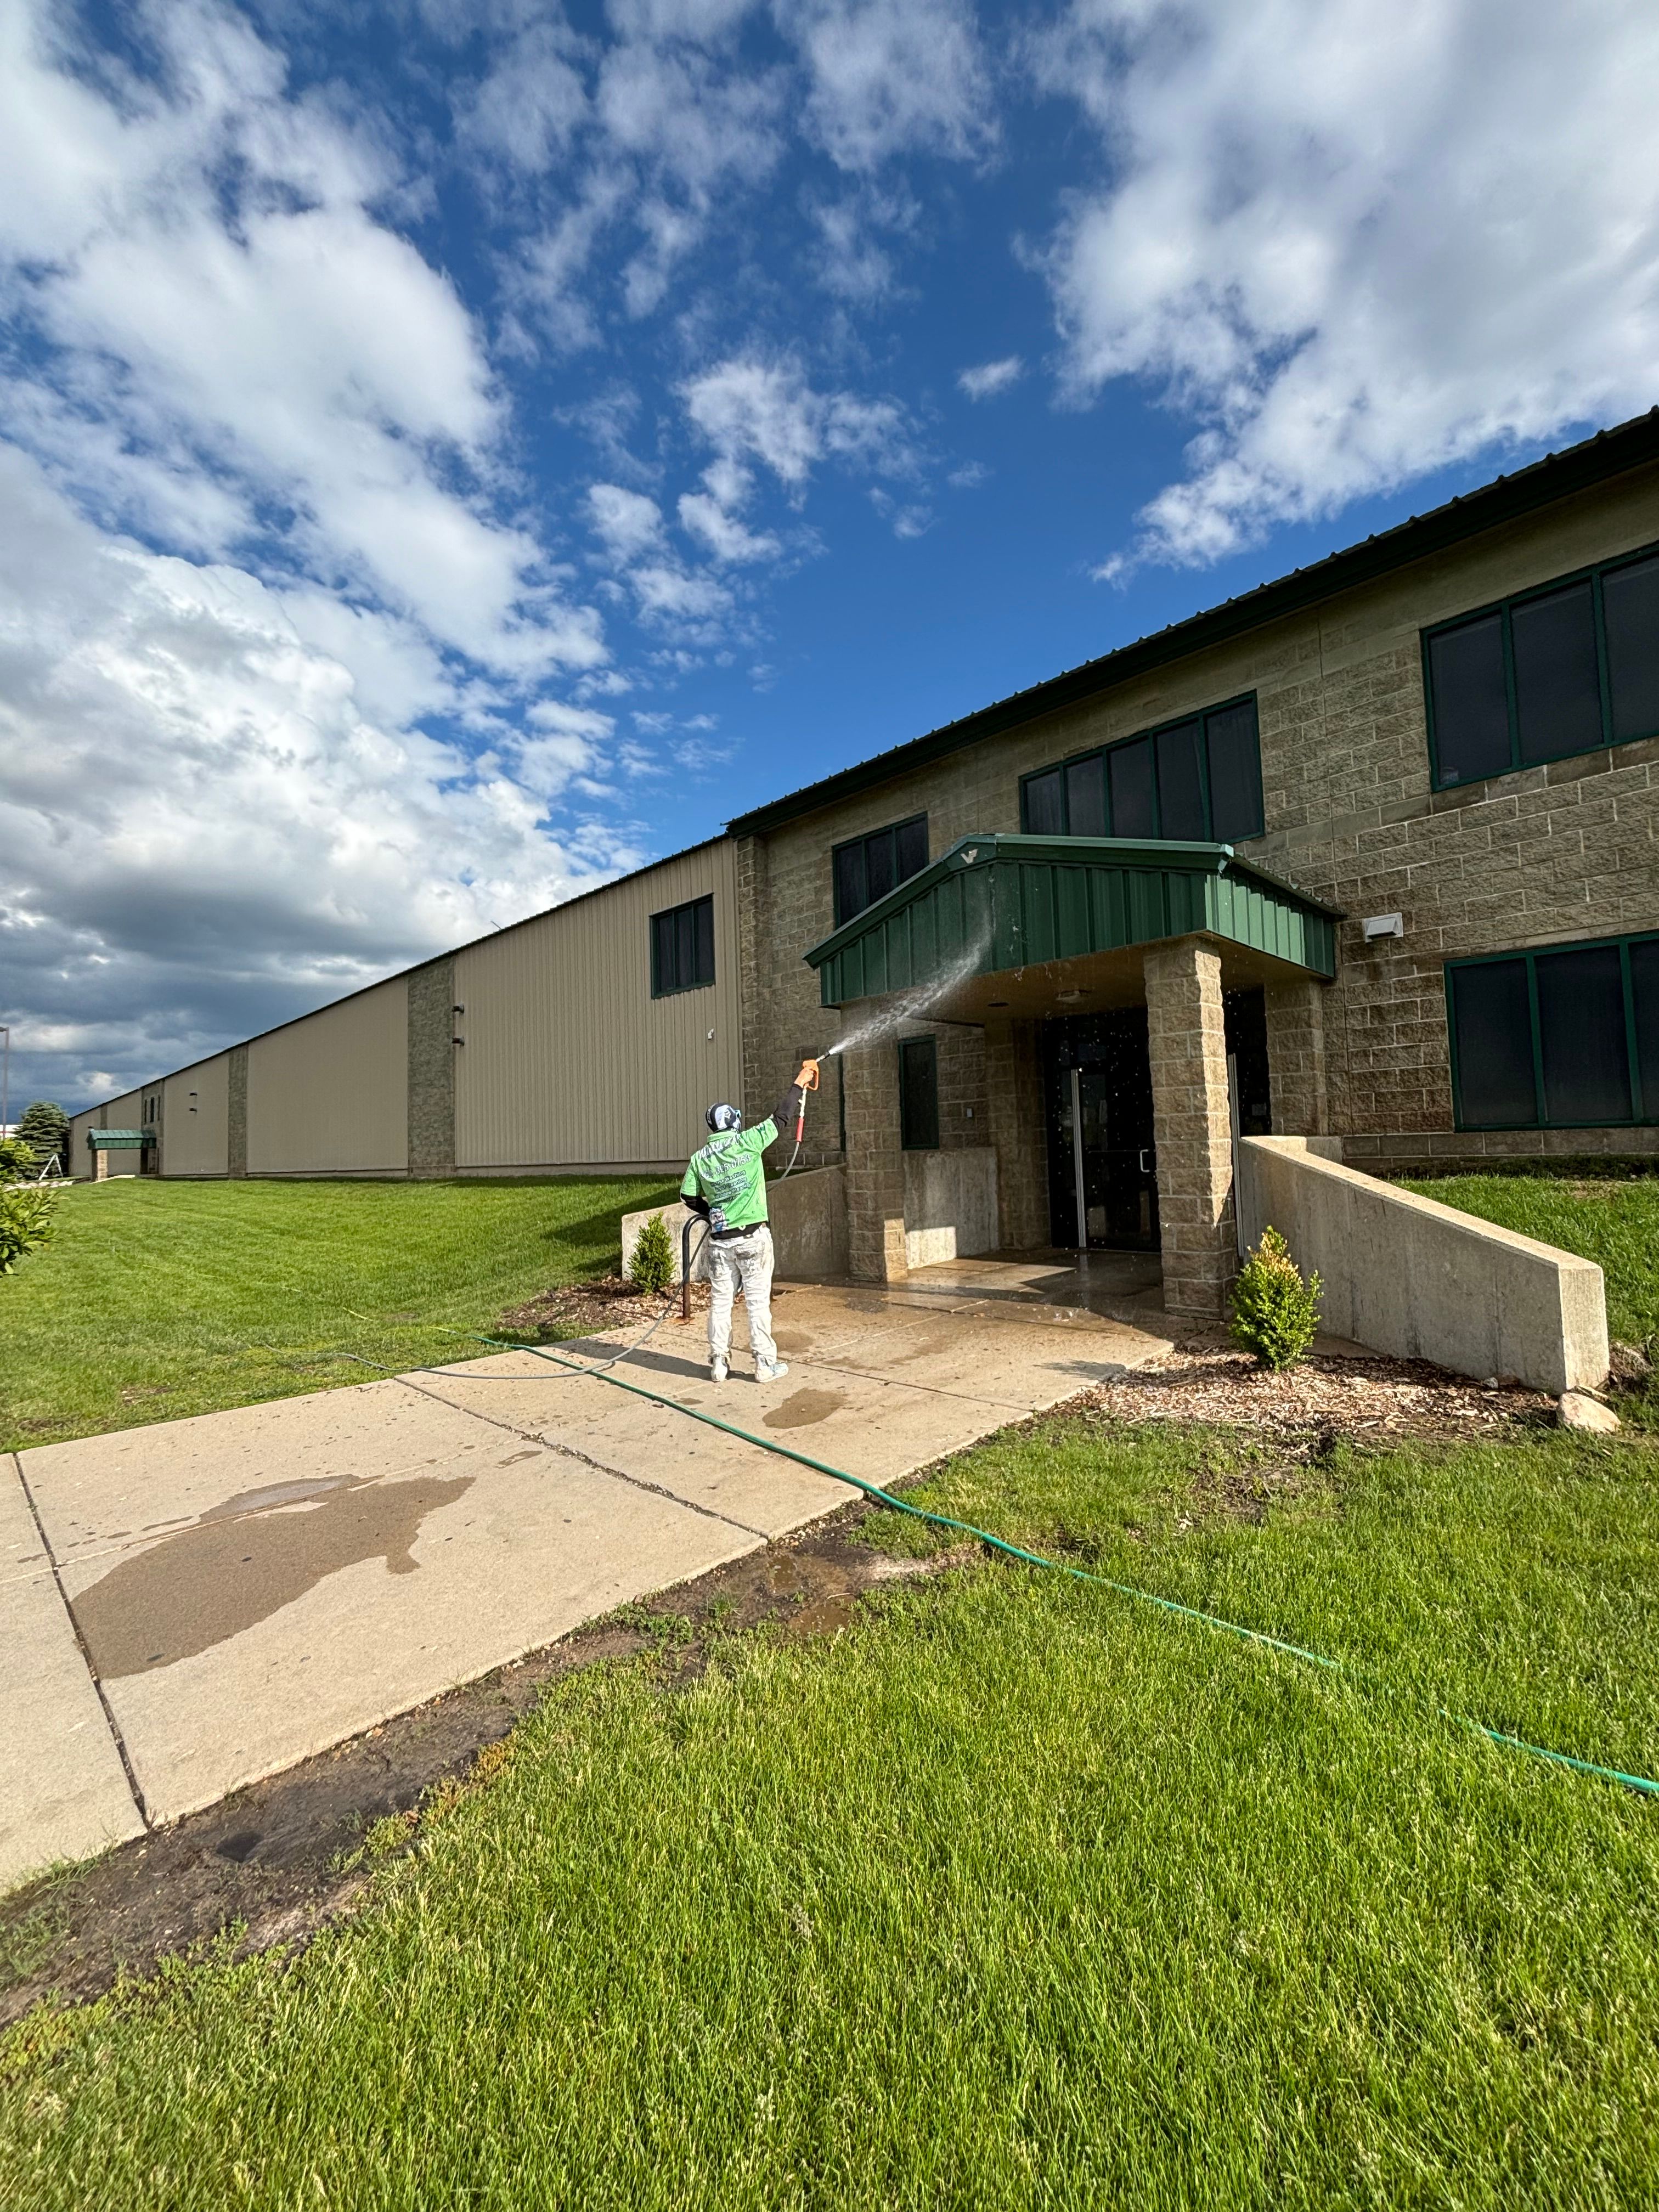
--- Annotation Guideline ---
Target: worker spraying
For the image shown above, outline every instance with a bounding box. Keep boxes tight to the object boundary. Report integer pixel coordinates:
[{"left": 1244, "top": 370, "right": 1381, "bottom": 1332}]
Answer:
[{"left": 681, "top": 1059, "right": 819, "bottom": 1385}]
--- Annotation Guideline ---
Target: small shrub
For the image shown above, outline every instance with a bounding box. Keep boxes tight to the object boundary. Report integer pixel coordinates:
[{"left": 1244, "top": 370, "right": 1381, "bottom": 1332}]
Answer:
[
  {"left": 0, "top": 1184, "right": 58, "bottom": 1274},
  {"left": 0, "top": 1137, "right": 37, "bottom": 1182},
  {"left": 1230, "top": 1224, "right": 1321, "bottom": 1370},
  {"left": 628, "top": 1211, "right": 676, "bottom": 1295}
]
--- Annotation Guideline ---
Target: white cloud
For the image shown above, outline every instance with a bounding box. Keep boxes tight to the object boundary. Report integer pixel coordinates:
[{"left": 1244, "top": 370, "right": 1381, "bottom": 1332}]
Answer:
[
  {"left": 588, "top": 481, "right": 669, "bottom": 561},
  {"left": 958, "top": 354, "right": 1023, "bottom": 400},
  {"left": 1036, "top": 0, "right": 1659, "bottom": 567},
  {"left": 681, "top": 353, "right": 912, "bottom": 490},
  {"left": 454, "top": 19, "right": 590, "bottom": 172},
  {"left": 781, "top": 0, "right": 995, "bottom": 172},
  {"left": 0, "top": 0, "right": 602, "bottom": 676},
  {"left": 0, "top": 445, "right": 637, "bottom": 1104}
]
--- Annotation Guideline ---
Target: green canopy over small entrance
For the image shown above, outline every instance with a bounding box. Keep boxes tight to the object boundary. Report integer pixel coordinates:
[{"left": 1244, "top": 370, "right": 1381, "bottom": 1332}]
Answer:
[{"left": 804, "top": 833, "right": 1340, "bottom": 1011}]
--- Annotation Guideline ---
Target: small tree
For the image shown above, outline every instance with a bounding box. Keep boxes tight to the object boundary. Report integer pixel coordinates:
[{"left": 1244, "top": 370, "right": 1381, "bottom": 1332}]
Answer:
[
  {"left": 15, "top": 1101, "right": 69, "bottom": 1167},
  {"left": 1230, "top": 1225, "right": 1322, "bottom": 1370},
  {"left": 628, "top": 1211, "right": 676, "bottom": 1295},
  {"left": 0, "top": 1184, "right": 58, "bottom": 1273}
]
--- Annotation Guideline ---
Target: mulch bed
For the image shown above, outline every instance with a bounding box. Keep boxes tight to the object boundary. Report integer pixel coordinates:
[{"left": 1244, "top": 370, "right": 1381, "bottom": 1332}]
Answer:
[
  {"left": 499, "top": 1274, "right": 710, "bottom": 1340},
  {"left": 1081, "top": 1338, "right": 1556, "bottom": 1444}
]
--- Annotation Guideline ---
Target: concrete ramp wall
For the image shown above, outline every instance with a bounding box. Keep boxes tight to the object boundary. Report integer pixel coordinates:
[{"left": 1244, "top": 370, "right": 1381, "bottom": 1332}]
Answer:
[
  {"left": 1236, "top": 1137, "right": 1608, "bottom": 1395},
  {"left": 621, "top": 1166, "right": 848, "bottom": 1285}
]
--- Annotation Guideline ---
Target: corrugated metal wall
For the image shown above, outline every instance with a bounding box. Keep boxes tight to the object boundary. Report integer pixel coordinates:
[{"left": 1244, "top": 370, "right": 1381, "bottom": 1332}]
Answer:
[
  {"left": 67, "top": 1105, "right": 102, "bottom": 1175},
  {"left": 162, "top": 1054, "right": 230, "bottom": 1176},
  {"left": 97, "top": 1088, "right": 145, "bottom": 1176},
  {"left": 247, "top": 980, "right": 409, "bottom": 1174},
  {"left": 455, "top": 843, "right": 743, "bottom": 1169}
]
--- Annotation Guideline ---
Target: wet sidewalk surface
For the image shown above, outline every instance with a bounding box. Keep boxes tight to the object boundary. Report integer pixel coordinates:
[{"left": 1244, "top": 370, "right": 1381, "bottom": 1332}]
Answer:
[{"left": 1, "top": 1255, "right": 1169, "bottom": 1891}]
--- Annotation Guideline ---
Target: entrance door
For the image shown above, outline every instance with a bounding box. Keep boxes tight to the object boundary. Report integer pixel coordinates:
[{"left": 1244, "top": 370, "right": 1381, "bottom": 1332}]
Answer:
[
  {"left": 1070, "top": 1065, "right": 1158, "bottom": 1249},
  {"left": 1044, "top": 1009, "right": 1159, "bottom": 1251}
]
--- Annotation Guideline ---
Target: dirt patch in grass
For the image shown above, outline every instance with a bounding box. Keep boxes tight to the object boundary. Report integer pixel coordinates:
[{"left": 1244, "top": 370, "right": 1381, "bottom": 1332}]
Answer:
[
  {"left": 1084, "top": 1338, "right": 1556, "bottom": 1449},
  {"left": 0, "top": 1508, "right": 951, "bottom": 2029}
]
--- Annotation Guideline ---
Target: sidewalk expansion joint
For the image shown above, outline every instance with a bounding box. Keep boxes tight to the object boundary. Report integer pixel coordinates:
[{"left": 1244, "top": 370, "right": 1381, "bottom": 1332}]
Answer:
[
  {"left": 391, "top": 1374, "right": 774, "bottom": 1543},
  {"left": 10, "top": 1451, "right": 154, "bottom": 1833}
]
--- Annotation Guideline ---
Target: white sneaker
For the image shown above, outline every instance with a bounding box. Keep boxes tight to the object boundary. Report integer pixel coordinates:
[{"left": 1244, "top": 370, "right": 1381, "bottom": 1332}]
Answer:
[
  {"left": 754, "top": 1361, "right": 789, "bottom": 1384},
  {"left": 710, "top": 1358, "right": 728, "bottom": 1384}
]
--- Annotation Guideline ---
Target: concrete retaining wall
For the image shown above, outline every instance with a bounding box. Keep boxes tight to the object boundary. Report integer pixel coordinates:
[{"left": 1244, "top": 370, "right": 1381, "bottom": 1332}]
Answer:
[
  {"left": 621, "top": 1166, "right": 848, "bottom": 1285},
  {"left": 903, "top": 1147, "right": 998, "bottom": 1269},
  {"left": 1236, "top": 1137, "right": 1608, "bottom": 1394}
]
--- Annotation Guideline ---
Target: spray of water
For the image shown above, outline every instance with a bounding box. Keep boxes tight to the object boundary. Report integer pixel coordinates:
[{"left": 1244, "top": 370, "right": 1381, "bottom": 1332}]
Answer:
[{"left": 821, "top": 925, "right": 994, "bottom": 1060}]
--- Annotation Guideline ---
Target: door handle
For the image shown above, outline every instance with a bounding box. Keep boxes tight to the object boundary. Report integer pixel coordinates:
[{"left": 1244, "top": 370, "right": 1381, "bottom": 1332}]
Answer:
[{"left": 1138, "top": 1148, "right": 1154, "bottom": 1173}]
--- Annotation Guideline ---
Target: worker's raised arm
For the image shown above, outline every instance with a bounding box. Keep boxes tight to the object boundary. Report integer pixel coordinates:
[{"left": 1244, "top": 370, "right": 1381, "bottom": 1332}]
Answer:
[{"left": 759, "top": 1059, "right": 820, "bottom": 1149}]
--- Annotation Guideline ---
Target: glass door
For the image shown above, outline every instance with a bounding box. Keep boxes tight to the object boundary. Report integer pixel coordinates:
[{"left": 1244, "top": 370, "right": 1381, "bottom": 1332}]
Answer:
[{"left": 1069, "top": 1064, "right": 1158, "bottom": 1250}]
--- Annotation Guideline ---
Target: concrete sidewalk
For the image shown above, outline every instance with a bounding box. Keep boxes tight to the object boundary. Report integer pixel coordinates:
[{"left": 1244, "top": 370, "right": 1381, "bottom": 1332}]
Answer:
[{"left": 2, "top": 1257, "right": 1169, "bottom": 1892}]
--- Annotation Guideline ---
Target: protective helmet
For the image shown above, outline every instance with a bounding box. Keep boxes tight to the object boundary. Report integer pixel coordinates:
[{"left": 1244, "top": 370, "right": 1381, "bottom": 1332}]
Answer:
[{"left": 706, "top": 1102, "right": 742, "bottom": 1132}]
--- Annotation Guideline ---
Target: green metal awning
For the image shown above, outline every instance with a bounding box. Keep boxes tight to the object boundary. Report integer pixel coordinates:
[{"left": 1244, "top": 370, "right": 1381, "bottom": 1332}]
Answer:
[
  {"left": 88, "top": 1129, "right": 153, "bottom": 1149},
  {"left": 805, "top": 834, "right": 1340, "bottom": 1010}
]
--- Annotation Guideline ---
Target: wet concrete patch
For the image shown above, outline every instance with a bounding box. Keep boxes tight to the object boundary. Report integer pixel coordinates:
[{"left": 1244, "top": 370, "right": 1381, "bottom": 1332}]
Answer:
[
  {"left": 763, "top": 1389, "right": 848, "bottom": 1431},
  {"left": 71, "top": 1474, "right": 475, "bottom": 1679}
]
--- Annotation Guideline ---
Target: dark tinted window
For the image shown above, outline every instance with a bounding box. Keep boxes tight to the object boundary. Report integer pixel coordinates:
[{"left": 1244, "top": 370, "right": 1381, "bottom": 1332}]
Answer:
[
  {"left": 899, "top": 1036, "right": 939, "bottom": 1149},
  {"left": 1429, "top": 614, "right": 1510, "bottom": 784},
  {"left": 865, "top": 829, "right": 896, "bottom": 905},
  {"left": 651, "top": 894, "right": 716, "bottom": 996},
  {"left": 1536, "top": 945, "right": 1630, "bottom": 1122},
  {"left": 1512, "top": 581, "right": 1601, "bottom": 764},
  {"left": 833, "top": 841, "right": 865, "bottom": 924},
  {"left": 1604, "top": 555, "right": 1659, "bottom": 744},
  {"left": 1108, "top": 736, "right": 1156, "bottom": 837},
  {"left": 1630, "top": 939, "right": 1659, "bottom": 1119},
  {"left": 1065, "top": 754, "right": 1107, "bottom": 837},
  {"left": 832, "top": 815, "right": 928, "bottom": 924},
  {"left": 1155, "top": 720, "right": 1205, "bottom": 839},
  {"left": 1022, "top": 768, "right": 1063, "bottom": 835},
  {"left": 1204, "top": 701, "right": 1263, "bottom": 841},
  {"left": 1449, "top": 960, "right": 1535, "bottom": 1125}
]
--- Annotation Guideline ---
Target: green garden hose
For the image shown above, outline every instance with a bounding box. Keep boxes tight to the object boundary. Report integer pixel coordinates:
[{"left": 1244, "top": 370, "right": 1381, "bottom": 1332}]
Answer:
[{"left": 469, "top": 1331, "right": 1659, "bottom": 1801}]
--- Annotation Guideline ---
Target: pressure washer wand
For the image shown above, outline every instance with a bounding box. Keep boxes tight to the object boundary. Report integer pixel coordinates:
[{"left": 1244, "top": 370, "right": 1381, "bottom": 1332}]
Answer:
[{"left": 793, "top": 1057, "right": 820, "bottom": 1144}]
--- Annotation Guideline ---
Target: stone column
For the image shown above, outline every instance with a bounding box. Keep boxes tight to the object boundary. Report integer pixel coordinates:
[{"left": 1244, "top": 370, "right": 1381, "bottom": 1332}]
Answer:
[
  {"left": 1144, "top": 939, "right": 1236, "bottom": 1317},
  {"left": 407, "top": 957, "right": 458, "bottom": 1177},
  {"left": 1263, "top": 976, "right": 1329, "bottom": 1136},
  {"left": 984, "top": 1018, "right": 1049, "bottom": 1249},
  {"left": 227, "top": 1045, "right": 249, "bottom": 1179},
  {"left": 842, "top": 1041, "right": 907, "bottom": 1282}
]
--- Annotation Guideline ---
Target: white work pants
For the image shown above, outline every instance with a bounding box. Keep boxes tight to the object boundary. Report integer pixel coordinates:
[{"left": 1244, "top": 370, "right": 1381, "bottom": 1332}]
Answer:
[{"left": 707, "top": 1224, "right": 777, "bottom": 1369}]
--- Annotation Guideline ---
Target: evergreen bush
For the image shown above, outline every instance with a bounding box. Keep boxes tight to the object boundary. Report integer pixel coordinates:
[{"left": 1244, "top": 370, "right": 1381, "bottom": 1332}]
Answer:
[
  {"left": 15, "top": 1101, "right": 69, "bottom": 1167},
  {"left": 628, "top": 1211, "right": 676, "bottom": 1295},
  {"left": 1230, "top": 1224, "right": 1322, "bottom": 1370},
  {"left": 0, "top": 1184, "right": 58, "bottom": 1273}
]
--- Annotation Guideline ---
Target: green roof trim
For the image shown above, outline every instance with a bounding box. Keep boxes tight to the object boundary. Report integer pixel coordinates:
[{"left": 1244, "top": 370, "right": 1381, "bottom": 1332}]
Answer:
[
  {"left": 88, "top": 1129, "right": 153, "bottom": 1148},
  {"left": 731, "top": 409, "right": 1659, "bottom": 840},
  {"left": 804, "top": 834, "right": 1341, "bottom": 1007}
]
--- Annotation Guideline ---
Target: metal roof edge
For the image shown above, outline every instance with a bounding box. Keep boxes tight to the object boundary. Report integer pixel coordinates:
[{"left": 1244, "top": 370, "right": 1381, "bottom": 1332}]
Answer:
[
  {"left": 803, "top": 832, "right": 1344, "bottom": 969},
  {"left": 732, "top": 408, "right": 1659, "bottom": 839}
]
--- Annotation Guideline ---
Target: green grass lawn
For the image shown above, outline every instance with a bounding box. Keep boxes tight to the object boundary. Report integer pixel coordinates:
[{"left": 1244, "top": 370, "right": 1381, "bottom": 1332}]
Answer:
[
  {"left": 1397, "top": 1170, "right": 1659, "bottom": 1347},
  {"left": 0, "top": 1176, "right": 676, "bottom": 1454},
  {"left": 4, "top": 1412, "right": 1658, "bottom": 2206}
]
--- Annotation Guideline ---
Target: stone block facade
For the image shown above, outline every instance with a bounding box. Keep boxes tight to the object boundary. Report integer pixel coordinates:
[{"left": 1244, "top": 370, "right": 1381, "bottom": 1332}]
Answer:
[
  {"left": 841, "top": 1042, "right": 907, "bottom": 1282},
  {"left": 1144, "top": 942, "right": 1237, "bottom": 1314}
]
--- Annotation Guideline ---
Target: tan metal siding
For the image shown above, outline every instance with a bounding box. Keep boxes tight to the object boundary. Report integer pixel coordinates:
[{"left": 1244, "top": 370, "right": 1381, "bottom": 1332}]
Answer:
[
  {"left": 68, "top": 1107, "right": 102, "bottom": 1176},
  {"left": 247, "top": 981, "right": 409, "bottom": 1174},
  {"left": 97, "top": 1088, "right": 145, "bottom": 1176},
  {"left": 162, "top": 1055, "right": 230, "bottom": 1177},
  {"left": 455, "top": 843, "right": 742, "bottom": 1168}
]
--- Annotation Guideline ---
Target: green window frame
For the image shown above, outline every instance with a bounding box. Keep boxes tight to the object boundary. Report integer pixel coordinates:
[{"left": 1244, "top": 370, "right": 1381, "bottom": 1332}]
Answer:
[
  {"left": 899, "top": 1036, "right": 940, "bottom": 1150},
  {"left": 833, "top": 814, "right": 928, "bottom": 927},
  {"left": 1423, "top": 540, "right": 1659, "bottom": 789},
  {"left": 1445, "top": 932, "right": 1659, "bottom": 1131},
  {"left": 1018, "top": 693, "right": 1263, "bottom": 845},
  {"left": 650, "top": 894, "right": 716, "bottom": 998}
]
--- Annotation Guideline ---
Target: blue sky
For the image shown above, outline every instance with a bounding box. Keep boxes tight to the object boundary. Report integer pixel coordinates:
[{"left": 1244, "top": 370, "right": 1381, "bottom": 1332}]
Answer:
[{"left": 3, "top": 0, "right": 1658, "bottom": 1109}]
